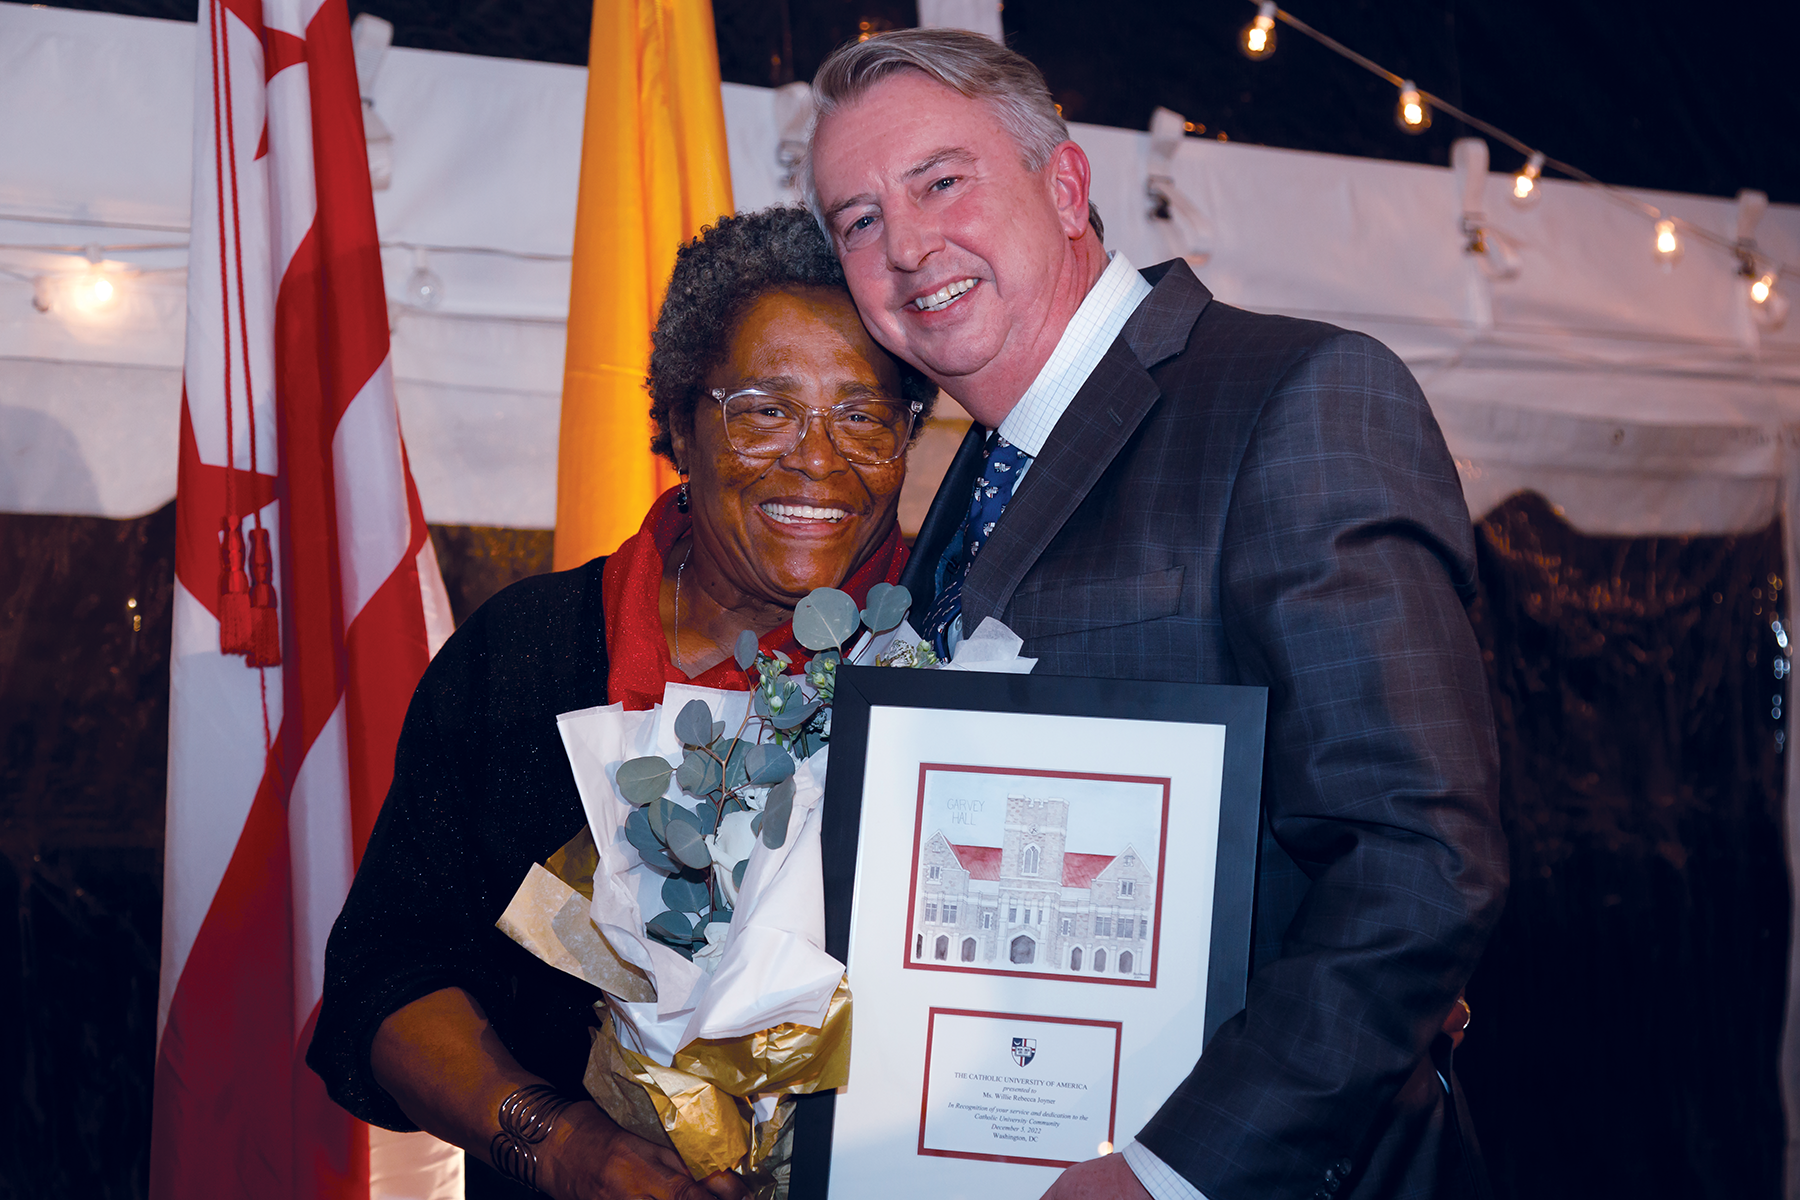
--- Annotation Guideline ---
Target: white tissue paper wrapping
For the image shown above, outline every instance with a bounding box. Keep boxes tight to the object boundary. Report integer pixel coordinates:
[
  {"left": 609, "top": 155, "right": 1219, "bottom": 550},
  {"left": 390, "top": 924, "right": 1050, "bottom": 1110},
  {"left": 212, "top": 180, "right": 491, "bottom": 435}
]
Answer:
[
  {"left": 872, "top": 616, "right": 1038, "bottom": 674},
  {"left": 555, "top": 683, "right": 844, "bottom": 1068},
  {"left": 551, "top": 616, "right": 1035, "bottom": 1067},
  {"left": 943, "top": 616, "right": 1038, "bottom": 673}
]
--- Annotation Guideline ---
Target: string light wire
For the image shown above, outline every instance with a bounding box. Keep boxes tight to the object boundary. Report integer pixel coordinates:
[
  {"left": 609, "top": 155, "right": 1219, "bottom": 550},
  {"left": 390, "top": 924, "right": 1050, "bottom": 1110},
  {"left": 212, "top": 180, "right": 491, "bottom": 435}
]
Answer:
[{"left": 1246, "top": 2, "right": 1798, "bottom": 278}]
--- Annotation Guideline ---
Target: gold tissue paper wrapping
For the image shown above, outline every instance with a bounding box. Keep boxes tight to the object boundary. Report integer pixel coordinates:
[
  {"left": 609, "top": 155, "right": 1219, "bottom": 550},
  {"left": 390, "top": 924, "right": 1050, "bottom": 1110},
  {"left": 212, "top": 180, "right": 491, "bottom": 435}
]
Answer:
[{"left": 500, "top": 828, "right": 851, "bottom": 1195}]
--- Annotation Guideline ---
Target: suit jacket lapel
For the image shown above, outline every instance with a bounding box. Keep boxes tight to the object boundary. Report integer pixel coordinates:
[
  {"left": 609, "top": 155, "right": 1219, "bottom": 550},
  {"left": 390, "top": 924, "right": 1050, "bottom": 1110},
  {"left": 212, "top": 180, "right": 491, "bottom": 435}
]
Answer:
[
  {"left": 960, "top": 262, "right": 1212, "bottom": 627},
  {"left": 900, "top": 422, "right": 987, "bottom": 629}
]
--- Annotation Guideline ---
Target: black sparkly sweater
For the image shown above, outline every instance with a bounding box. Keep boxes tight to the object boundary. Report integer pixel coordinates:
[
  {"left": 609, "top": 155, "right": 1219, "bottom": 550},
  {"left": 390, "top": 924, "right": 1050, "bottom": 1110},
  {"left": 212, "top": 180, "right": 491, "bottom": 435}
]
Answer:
[{"left": 307, "top": 558, "right": 611, "bottom": 1130}]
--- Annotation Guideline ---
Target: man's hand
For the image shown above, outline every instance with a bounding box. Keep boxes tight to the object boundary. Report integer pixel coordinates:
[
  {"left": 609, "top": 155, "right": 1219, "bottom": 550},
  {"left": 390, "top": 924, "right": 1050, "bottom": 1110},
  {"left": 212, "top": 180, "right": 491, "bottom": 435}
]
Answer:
[
  {"left": 1038, "top": 1151, "right": 1154, "bottom": 1200},
  {"left": 541, "top": 1103, "right": 751, "bottom": 1200}
]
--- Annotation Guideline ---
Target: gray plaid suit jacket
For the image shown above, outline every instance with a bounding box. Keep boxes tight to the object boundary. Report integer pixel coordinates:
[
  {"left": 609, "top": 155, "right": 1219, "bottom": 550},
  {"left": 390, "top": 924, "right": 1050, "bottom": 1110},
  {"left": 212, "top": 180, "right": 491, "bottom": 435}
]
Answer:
[{"left": 900, "top": 260, "right": 1507, "bottom": 1200}]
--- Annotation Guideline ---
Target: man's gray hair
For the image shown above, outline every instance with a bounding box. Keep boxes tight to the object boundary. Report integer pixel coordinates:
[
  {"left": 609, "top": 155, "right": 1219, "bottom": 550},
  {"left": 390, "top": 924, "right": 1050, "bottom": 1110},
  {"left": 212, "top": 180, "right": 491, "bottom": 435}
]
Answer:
[{"left": 805, "top": 28, "right": 1103, "bottom": 240}]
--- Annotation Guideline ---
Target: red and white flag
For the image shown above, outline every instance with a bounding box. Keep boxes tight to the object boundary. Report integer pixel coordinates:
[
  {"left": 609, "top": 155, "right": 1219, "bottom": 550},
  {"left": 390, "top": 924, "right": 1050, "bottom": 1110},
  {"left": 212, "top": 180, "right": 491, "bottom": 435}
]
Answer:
[{"left": 153, "top": 0, "right": 452, "bottom": 1195}]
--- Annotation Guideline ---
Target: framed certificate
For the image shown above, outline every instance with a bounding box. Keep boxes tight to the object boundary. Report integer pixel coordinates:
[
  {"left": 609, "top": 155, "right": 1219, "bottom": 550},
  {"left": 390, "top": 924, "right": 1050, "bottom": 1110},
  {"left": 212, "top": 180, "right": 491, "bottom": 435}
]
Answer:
[{"left": 791, "top": 667, "right": 1267, "bottom": 1197}]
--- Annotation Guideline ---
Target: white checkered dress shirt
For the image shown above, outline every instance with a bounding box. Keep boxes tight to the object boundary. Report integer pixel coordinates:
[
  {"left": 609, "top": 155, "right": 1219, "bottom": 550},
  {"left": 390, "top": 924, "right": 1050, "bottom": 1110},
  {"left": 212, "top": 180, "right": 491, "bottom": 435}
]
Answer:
[
  {"left": 997, "top": 250, "right": 1154, "bottom": 457},
  {"left": 944, "top": 252, "right": 1154, "bottom": 654},
  {"left": 1124, "top": 1139, "right": 1210, "bottom": 1200}
]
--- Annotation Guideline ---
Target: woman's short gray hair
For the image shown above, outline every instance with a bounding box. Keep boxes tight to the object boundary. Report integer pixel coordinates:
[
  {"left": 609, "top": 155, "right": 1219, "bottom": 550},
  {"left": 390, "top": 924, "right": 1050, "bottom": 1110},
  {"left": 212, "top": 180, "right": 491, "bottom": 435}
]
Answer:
[{"left": 805, "top": 29, "right": 1103, "bottom": 240}]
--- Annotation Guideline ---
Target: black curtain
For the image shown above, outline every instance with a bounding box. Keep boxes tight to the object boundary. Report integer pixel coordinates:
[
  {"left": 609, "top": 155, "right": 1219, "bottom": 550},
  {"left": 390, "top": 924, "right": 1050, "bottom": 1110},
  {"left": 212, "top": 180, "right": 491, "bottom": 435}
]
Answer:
[
  {"left": 0, "top": 508, "right": 548, "bottom": 1198},
  {"left": 1459, "top": 492, "right": 1790, "bottom": 1200}
]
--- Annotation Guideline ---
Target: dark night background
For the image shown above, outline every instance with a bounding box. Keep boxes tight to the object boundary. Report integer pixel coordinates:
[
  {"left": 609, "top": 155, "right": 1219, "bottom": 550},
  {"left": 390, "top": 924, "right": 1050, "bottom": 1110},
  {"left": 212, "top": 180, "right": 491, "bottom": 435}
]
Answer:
[{"left": 3, "top": 1, "right": 1794, "bottom": 1198}]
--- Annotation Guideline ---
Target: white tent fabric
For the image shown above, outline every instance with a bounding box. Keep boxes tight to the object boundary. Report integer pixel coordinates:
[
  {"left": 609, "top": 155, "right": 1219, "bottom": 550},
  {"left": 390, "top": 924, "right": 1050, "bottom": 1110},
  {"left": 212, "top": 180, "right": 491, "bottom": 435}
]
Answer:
[
  {"left": 4, "top": 3, "right": 1799, "bottom": 1185},
  {"left": 6, "top": 1, "right": 1797, "bottom": 536}
]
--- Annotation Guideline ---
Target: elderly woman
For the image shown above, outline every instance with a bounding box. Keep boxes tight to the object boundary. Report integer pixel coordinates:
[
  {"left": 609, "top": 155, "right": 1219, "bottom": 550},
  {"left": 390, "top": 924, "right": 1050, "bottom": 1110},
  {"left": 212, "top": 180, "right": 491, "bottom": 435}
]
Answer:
[{"left": 307, "top": 206, "right": 935, "bottom": 1199}]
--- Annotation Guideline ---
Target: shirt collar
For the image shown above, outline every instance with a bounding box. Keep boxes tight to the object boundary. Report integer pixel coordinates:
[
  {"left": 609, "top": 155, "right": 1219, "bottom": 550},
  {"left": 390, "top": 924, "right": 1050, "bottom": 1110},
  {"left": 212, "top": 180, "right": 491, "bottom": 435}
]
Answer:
[{"left": 995, "top": 251, "right": 1154, "bottom": 457}]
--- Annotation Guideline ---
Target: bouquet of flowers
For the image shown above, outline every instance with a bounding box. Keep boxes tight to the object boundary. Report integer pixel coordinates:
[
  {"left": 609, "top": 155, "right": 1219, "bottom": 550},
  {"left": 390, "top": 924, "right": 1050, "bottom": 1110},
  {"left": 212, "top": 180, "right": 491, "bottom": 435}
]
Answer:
[{"left": 498, "top": 584, "right": 956, "bottom": 1195}]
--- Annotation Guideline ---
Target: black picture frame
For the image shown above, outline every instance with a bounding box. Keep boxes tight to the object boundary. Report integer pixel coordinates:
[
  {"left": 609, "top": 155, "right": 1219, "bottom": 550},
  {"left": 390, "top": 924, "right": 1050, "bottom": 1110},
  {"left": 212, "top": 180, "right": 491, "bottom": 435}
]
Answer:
[{"left": 789, "top": 665, "right": 1268, "bottom": 1197}]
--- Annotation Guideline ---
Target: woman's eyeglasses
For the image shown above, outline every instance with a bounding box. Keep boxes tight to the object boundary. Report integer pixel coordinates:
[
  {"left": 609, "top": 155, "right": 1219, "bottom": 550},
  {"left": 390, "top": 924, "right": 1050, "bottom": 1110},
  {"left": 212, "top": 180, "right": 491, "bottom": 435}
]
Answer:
[{"left": 709, "top": 388, "right": 922, "bottom": 465}]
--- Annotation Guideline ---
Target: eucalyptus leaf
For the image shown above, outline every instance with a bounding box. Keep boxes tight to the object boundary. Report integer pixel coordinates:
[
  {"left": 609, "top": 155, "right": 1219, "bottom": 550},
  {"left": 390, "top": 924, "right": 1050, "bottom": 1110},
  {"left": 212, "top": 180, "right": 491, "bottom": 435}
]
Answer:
[
  {"left": 692, "top": 798, "right": 720, "bottom": 833},
  {"left": 723, "top": 738, "right": 751, "bottom": 790},
  {"left": 664, "top": 819, "right": 713, "bottom": 871},
  {"left": 675, "top": 749, "right": 705, "bottom": 794},
  {"left": 712, "top": 720, "right": 727, "bottom": 742},
  {"left": 792, "top": 587, "right": 861, "bottom": 651},
  {"left": 647, "top": 796, "right": 675, "bottom": 841},
  {"left": 646, "top": 910, "right": 697, "bottom": 943},
  {"left": 674, "top": 699, "right": 715, "bottom": 747},
  {"left": 665, "top": 801, "right": 703, "bottom": 837},
  {"left": 615, "top": 756, "right": 674, "bottom": 805},
  {"left": 734, "top": 629, "right": 760, "bottom": 670},
  {"left": 752, "top": 691, "right": 771, "bottom": 720},
  {"left": 732, "top": 859, "right": 748, "bottom": 890},
  {"left": 761, "top": 775, "right": 796, "bottom": 849},
  {"left": 772, "top": 697, "right": 823, "bottom": 731},
  {"left": 751, "top": 811, "right": 764, "bottom": 836},
  {"left": 706, "top": 907, "right": 733, "bottom": 926},
  {"left": 676, "top": 749, "right": 723, "bottom": 796},
  {"left": 860, "top": 582, "right": 912, "bottom": 634},
  {"left": 661, "top": 873, "right": 711, "bottom": 915},
  {"left": 625, "top": 809, "right": 677, "bottom": 873},
  {"left": 744, "top": 742, "right": 796, "bottom": 786}
]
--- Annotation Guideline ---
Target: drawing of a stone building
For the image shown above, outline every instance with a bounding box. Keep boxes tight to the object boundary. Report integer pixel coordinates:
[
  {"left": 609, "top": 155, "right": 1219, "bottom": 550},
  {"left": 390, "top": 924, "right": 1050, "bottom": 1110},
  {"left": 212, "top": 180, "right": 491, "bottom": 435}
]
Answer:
[{"left": 910, "top": 793, "right": 1156, "bottom": 979}]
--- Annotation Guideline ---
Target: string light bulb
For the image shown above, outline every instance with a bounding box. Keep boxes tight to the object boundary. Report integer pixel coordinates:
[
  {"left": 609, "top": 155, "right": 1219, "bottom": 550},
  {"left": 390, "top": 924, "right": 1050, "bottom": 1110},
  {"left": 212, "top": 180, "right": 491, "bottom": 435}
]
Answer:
[
  {"left": 67, "top": 271, "right": 122, "bottom": 315},
  {"left": 1746, "top": 268, "right": 1788, "bottom": 328},
  {"left": 1395, "top": 81, "right": 1430, "bottom": 133},
  {"left": 1241, "top": 2, "right": 1277, "bottom": 60},
  {"left": 1653, "top": 218, "right": 1682, "bottom": 269},
  {"left": 1511, "top": 151, "right": 1545, "bottom": 207},
  {"left": 404, "top": 248, "right": 443, "bottom": 309}
]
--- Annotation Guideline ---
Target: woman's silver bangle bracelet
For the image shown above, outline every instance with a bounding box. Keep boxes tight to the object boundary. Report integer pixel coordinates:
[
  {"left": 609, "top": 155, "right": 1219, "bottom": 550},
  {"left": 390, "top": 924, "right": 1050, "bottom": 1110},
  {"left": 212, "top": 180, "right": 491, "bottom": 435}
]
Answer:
[{"left": 491, "top": 1083, "right": 580, "bottom": 1193}]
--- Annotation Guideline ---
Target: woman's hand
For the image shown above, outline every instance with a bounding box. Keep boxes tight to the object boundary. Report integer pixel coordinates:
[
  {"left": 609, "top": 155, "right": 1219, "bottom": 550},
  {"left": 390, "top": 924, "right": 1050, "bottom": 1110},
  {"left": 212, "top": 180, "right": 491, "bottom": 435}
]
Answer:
[
  {"left": 540, "top": 1102, "right": 750, "bottom": 1199},
  {"left": 371, "top": 988, "right": 748, "bottom": 1200}
]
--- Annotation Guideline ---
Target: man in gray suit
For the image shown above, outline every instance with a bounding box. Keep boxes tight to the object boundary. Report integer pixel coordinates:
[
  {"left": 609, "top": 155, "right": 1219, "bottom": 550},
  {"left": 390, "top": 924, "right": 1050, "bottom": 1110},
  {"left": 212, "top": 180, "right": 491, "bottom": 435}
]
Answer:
[{"left": 806, "top": 29, "right": 1507, "bottom": 1200}]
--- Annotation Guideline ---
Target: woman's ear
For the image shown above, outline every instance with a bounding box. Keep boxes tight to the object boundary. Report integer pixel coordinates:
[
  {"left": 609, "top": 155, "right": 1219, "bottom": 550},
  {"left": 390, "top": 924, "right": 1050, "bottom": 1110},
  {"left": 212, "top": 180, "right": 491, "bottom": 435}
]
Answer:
[{"left": 668, "top": 423, "right": 690, "bottom": 476}]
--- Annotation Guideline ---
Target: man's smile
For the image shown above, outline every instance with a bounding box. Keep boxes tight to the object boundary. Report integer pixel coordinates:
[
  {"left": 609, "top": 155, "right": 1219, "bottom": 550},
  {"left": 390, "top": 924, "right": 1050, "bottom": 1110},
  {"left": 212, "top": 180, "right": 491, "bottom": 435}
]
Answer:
[{"left": 910, "top": 278, "right": 979, "bottom": 312}]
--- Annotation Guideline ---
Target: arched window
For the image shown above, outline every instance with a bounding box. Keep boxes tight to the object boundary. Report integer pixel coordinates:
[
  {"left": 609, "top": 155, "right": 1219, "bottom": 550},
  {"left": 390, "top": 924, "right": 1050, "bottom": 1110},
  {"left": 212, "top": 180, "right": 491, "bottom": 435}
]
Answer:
[
  {"left": 1069, "top": 946, "right": 1083, "bottom": 972},
  {"left": 934, "top": 936, "right": 949, "bottom": 960},
  {"left": 1022, "top": 844, "right": 1040, "bottom": 876},
  {"left": 1095, "top": 949, "right": 1108, "bottom": 973},
  {"left": 915, "top": 934, "right": 922, "bottom": 958},
  {"left": 961, "top": 938, "right": 977, "bottom": 962},
  {"left": 1119, "top": 950, "right": 1134, "bottom": 975},
  {"left": 1009, "top": 935, "right": 1036, "bottom": 964}
]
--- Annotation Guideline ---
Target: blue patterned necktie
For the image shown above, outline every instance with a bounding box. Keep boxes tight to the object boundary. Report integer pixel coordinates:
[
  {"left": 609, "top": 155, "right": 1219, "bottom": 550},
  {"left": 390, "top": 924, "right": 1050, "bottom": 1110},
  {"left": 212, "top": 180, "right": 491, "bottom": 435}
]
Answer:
[{"left": 921, "top": 434, "right": 1031, "bottom": 658}]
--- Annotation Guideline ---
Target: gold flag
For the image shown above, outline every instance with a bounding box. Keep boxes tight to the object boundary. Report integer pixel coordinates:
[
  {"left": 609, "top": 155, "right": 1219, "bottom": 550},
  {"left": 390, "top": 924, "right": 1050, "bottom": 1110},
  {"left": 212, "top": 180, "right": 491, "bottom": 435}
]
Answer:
[{"left": 555, "top": 0, "right": 734, "bottom": 568}]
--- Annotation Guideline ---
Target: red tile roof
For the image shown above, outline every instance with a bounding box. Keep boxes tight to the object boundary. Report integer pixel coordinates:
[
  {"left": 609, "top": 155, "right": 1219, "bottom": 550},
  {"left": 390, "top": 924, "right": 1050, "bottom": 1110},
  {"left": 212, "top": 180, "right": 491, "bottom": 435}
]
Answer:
[
  {"left": 1060, "top": 852, "right": 1115, "bottom": 890},
  {"left": 946, "top": 844, "right": 1117, "bottom": 890},
  {"left": 947, "top": 843, "right": 1002, "bottom": 881}
]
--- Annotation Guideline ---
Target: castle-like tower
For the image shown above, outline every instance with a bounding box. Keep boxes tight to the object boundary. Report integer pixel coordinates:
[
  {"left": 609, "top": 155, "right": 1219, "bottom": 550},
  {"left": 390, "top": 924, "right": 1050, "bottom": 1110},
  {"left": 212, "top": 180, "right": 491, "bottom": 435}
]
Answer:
[{"left": 998, "top": 795, "right": 1067, "bottom": 966}]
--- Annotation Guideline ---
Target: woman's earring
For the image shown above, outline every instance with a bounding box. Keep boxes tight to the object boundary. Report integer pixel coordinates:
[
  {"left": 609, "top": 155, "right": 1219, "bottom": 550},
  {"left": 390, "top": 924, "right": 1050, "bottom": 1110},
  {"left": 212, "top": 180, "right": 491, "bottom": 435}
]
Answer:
[{"left": 676, "top": 479, "right": 690, "bottom": 512}]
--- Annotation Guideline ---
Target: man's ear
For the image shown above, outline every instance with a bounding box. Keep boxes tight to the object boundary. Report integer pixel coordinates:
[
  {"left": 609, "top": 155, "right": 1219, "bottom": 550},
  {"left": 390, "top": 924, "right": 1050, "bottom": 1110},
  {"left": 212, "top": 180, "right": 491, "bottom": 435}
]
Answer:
[{"left": 1046, "top": 140, "right": 1094, "bottom": 241}]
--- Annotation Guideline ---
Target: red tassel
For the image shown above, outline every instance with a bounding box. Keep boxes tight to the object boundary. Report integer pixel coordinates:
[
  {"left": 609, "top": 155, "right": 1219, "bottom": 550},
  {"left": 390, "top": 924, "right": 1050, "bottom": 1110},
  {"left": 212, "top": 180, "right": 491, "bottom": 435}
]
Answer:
[
  {"left": 218, "top": 517, "right": 253, "bottom": 656},
  {"left": 246, "top": 526, "right": 281, "bottom": 667}
]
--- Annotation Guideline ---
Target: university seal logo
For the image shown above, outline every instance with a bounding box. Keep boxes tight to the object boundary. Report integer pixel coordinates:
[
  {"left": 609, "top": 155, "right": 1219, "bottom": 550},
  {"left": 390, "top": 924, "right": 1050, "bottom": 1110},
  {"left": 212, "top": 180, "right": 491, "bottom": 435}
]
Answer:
[{"left": 1011, "top": 1037, "right": 1037, "bottom": 1067}]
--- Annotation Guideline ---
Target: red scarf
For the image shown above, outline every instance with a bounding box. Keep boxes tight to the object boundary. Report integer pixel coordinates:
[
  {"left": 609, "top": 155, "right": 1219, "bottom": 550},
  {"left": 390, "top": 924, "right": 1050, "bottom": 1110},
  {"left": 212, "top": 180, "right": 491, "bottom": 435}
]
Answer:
[{"left": 602, "top": 487, "right": 907, "bottom": 711}]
